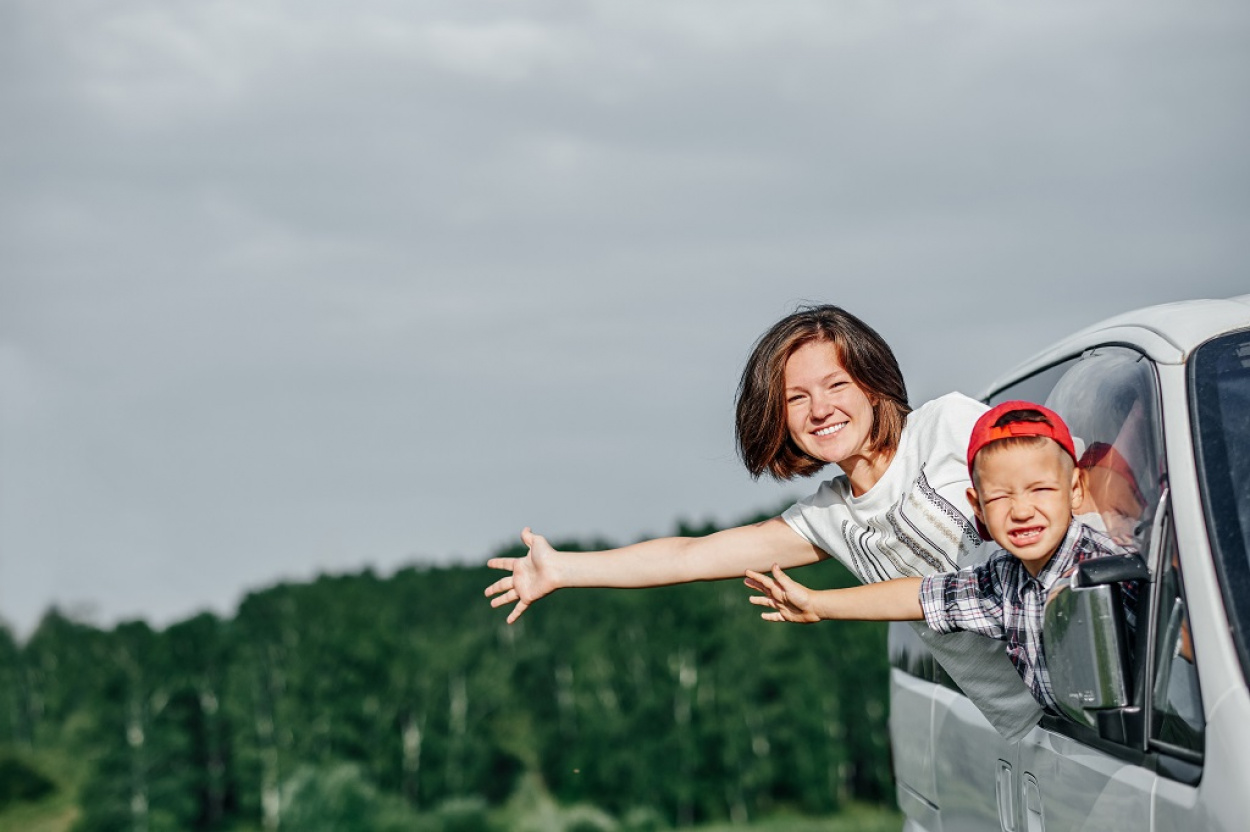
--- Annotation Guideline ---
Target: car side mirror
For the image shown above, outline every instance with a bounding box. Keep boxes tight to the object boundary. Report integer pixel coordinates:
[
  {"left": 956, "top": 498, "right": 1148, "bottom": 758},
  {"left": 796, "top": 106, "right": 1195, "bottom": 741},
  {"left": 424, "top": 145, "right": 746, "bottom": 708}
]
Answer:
[{"left": 1043, "top": 556, "right": 1148, "bottom": 737}]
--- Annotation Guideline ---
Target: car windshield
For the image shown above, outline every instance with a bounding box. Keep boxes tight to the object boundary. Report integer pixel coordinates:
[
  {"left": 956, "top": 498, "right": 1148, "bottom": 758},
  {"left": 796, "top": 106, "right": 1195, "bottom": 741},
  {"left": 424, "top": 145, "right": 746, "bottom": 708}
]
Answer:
[{"left": 1190, "top": 327, "right": 1250, "bottom": 684}]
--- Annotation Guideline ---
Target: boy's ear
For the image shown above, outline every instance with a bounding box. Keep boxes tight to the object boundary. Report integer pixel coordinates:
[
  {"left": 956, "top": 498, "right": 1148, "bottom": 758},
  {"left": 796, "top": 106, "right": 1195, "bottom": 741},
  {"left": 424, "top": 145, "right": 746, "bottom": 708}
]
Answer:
[
  {"left": 1069, "top": 465, "right": 1084, "bottom": 512},
  {"left": 966, "top": 486, "right": 985, "bottom": 526}
]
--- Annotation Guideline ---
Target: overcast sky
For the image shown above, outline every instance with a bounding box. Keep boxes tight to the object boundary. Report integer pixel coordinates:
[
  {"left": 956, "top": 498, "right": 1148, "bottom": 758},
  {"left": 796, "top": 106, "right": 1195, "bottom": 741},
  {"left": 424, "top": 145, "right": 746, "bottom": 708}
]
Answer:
[{"left": 2, "top": 0, "right": 1247, "bottom": 636}]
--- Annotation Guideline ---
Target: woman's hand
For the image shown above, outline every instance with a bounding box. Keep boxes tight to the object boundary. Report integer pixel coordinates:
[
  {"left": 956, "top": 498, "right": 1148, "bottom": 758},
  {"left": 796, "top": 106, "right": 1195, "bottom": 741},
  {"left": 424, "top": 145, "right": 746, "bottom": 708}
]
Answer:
[
  {"left": 744, "top": 564, "right": 820, "bottom": 624},
  {"left": 485, "top": 527, "right": 561, "bottom": 624}
]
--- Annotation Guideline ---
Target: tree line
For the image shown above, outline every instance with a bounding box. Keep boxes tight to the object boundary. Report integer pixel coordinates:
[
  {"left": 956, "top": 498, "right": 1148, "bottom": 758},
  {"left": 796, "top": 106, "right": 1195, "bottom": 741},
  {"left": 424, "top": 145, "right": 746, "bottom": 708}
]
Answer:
[{"left": 0, "top": 511, "right": 893, "bottom": 830}]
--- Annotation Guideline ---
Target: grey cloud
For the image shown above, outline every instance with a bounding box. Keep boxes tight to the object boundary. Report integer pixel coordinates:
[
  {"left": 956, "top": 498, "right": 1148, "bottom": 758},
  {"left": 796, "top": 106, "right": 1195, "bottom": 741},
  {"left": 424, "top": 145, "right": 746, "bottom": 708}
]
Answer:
[{"left": 2, "top": 0, "right": 1248, "bottom": 634}]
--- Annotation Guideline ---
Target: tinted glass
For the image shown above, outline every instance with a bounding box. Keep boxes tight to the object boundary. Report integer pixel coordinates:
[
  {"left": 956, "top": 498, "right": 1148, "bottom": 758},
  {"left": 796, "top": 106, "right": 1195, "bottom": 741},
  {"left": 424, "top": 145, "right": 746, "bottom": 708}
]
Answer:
[
  {"left": 1045, "top": 347, "right": 1164, "bottom": 552},
  {"left": 987, "top": 357, "right": 1076, "bottom": 407},
  {"left": 1150, "top": 526, "right": 1204, "bottom": 761},
  {"left": 1190, "top": 328, "right": 1250, "bottom": 684}
]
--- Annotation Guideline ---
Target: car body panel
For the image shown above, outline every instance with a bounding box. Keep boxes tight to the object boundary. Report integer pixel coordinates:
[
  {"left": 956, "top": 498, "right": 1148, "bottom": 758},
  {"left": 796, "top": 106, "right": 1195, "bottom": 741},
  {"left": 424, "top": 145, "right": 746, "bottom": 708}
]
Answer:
[
  {"left": 890, "top": 294, "right": 1250, "bottom": 832},
  {"left": 982, "top": 295, "right": 1250, "bottom": 397},
  {"left": 1016, "top": 726, "right": 1154, "bottom": 832}
]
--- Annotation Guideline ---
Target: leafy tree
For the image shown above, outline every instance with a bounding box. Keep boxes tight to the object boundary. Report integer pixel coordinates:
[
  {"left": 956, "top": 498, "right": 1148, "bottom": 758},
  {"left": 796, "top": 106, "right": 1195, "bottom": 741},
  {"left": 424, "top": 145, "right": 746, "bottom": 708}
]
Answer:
[
  {"left": 22, "top": 609, "right": 107, "bottom": 748},
  {"left": 0, "top": 622, "right": 31, "bottom": 747},
  {"left": 0, "top": 752, "right": 56, "bottom": 808},
  {"left": 18, "top": 507, "right": 895, "bottom": 829}
]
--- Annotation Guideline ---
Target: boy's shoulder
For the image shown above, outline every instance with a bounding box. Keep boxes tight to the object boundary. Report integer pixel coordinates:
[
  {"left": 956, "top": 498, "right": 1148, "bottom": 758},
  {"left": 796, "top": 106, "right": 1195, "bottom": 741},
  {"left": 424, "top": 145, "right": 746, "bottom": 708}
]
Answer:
[
  {"left": 1071, "top": 520, "right": 1136, "bottom": 560},
  {"left": 933, "top": 542, "right": 1020, "bottom": 590}
]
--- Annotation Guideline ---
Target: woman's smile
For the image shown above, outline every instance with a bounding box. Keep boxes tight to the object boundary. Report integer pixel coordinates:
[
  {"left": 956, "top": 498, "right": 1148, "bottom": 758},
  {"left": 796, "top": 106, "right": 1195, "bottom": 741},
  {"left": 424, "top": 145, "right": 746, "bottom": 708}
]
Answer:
[{"left": 784, "top": 339, "right": 877, "bottom": 470}]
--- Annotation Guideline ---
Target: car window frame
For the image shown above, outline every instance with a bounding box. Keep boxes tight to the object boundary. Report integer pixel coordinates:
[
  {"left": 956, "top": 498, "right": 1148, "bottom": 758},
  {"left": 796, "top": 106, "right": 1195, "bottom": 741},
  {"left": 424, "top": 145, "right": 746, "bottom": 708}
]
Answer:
[{"left": 991, "top": 344, "right": 1207, "bottom": 785}]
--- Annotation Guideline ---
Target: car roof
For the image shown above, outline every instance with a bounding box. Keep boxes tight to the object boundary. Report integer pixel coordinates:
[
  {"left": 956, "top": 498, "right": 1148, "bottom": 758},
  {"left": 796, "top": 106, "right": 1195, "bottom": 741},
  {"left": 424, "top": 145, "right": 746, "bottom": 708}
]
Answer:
[{"left": 982, "top": 293, "right": 1250, "bottom": 398}]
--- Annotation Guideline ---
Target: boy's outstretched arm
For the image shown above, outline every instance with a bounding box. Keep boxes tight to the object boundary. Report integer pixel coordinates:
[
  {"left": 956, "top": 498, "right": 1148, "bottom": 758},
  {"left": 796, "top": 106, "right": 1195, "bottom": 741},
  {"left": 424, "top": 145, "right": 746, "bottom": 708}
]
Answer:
[{"left": 745, "top": 565, "right": 924, "bottom": 623}]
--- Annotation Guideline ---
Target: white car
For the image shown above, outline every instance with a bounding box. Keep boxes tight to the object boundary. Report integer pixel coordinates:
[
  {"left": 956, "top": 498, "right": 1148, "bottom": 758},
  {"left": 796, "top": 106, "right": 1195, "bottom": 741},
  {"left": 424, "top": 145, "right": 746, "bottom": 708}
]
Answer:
[{"left": 889, "top": 294, "right": 1250, "bottom": 832}]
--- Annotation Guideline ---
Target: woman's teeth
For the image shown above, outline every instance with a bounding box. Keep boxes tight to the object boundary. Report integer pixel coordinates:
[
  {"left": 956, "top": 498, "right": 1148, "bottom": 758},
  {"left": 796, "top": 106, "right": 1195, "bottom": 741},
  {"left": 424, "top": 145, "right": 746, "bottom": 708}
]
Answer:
[{"left": 815, "top": 423, "right": 846, "bottom": 436}]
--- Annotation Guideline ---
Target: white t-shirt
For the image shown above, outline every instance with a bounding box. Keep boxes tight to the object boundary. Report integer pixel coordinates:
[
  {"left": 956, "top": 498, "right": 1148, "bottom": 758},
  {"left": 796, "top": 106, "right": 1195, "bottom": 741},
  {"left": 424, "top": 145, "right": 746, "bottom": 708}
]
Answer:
[{"left": 783, "top": 392, "right": 1045, "bottom": 740}]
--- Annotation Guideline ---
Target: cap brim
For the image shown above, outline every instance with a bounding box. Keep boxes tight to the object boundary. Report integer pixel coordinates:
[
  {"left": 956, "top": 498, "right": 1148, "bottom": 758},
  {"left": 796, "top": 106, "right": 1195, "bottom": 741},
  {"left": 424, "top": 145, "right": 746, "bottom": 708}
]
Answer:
[{"left": 975, "top": 518, "right": 992, "bottom": 542}]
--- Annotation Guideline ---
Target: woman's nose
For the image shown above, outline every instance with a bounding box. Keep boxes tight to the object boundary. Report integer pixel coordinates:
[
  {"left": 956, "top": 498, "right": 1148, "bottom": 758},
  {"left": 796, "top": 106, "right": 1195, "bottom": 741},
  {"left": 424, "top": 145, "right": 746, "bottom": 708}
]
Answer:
[{"left": 810, "top": 392, "right": 834, "bottom": 420}]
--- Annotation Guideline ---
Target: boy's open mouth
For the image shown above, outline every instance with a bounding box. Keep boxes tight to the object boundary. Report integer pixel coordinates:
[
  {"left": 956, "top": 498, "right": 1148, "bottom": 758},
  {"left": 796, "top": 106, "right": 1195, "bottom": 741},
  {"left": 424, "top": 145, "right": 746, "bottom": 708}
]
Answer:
[{"left": 1008, "top": 526, "right": 1045, "bottom": 546}]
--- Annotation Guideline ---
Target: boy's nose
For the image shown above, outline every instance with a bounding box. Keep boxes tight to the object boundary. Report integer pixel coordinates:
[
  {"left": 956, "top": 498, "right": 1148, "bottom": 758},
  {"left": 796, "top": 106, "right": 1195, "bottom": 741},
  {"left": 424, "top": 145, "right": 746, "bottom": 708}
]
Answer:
[{"left": 1009, "top": 499, "right": 1034, "bottom": 520}]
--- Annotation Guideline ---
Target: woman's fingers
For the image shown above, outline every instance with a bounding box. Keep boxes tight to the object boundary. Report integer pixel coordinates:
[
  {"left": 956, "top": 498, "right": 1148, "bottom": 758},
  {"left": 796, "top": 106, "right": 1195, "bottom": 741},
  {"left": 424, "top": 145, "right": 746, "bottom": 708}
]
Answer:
[
  {"left": 489, "top": 589, "right": 518, "bottom": 608},
  {"left": 483, "top": 528, "right": 547, "bottom": 624},
  {"left": 484, "top": 574, "right": 514, "bottom": 598}
]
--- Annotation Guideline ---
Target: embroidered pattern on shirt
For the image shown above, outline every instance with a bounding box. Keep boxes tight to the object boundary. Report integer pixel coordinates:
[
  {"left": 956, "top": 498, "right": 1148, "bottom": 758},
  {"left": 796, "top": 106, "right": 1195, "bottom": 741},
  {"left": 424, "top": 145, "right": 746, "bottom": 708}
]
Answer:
[{"left": 840, "top": 465, "right": 977, "bottom": 583}]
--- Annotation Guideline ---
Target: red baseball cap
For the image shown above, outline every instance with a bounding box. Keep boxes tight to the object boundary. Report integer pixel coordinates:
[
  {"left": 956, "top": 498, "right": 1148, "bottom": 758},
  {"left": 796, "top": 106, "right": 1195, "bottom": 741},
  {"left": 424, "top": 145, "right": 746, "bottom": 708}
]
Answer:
[{"left": 967, "top": 400, "right": 1077, "bottom": 540}]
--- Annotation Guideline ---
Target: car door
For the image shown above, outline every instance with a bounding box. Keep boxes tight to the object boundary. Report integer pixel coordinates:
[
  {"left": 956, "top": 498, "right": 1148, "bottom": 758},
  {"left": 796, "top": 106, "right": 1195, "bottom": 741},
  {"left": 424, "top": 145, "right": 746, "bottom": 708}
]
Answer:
[
  {"left": 989, "top": 346, "right": 1164, "bottom": 831},
  {"left": 991, "top": 343, "right": 1219, "bottom": 832}
]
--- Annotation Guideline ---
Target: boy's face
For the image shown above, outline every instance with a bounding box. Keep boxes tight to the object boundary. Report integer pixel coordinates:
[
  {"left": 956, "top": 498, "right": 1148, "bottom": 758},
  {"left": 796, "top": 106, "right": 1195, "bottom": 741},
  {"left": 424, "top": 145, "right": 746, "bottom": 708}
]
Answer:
[{"left": 967, "top": 440, "right": 1082, "bottom": 576}]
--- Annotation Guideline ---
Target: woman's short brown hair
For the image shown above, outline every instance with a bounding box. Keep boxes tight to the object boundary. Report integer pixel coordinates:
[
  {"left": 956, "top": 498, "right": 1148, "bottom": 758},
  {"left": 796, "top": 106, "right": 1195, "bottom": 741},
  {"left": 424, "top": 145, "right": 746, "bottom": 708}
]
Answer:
[{"left": 735, "top": 305, "right": 911, "bottom": 481}]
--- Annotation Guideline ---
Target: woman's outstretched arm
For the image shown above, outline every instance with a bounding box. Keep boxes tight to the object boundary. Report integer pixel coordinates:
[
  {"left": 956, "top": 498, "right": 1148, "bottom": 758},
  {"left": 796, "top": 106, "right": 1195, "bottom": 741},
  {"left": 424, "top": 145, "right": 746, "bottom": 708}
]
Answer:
[{"left": 484, "top": 517, "right": 826, "bottom": 624}]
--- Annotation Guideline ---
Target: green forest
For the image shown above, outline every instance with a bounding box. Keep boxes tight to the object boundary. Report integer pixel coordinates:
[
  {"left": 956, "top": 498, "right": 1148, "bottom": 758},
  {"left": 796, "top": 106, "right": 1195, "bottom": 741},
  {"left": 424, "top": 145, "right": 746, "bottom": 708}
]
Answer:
[{"left": 0, "top": 510, "right": 899, "bottom": 832}]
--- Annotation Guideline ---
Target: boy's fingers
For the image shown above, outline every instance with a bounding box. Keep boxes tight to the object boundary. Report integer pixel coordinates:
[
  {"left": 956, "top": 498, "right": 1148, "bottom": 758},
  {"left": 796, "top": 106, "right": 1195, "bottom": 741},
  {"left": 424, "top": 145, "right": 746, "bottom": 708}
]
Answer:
[
  {"left": 744, "top": 571, "right": 776, "bottom": 594},
  {"left": 772, "top": 566, "right": 805, "bottom": 598}
]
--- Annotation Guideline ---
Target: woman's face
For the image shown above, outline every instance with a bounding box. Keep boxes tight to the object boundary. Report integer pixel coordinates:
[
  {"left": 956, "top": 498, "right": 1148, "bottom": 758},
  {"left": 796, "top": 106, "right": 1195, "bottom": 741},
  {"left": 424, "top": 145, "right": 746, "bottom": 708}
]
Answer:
[{"left": 783, "top": 339, "right": 878, "bottom": 467}]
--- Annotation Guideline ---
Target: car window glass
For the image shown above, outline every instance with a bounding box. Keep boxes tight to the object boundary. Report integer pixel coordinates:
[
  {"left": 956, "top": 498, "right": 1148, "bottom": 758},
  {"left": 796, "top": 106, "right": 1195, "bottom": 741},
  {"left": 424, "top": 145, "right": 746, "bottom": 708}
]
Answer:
[
  {"left": 1190, "top": 329, "right": 1250, "bottom": 688},
  {"left": 1044, "top": 347, "right": 1164, "bottom": 553},
  {"left": 987, "top": 357, "right": 1076, "bottom": 408},
  {"left": 1150, "top": 530, "right": 1204, "bottom": 760},
  {"left": 998, "top": 347, "right": 1162, "bottom": 729}
]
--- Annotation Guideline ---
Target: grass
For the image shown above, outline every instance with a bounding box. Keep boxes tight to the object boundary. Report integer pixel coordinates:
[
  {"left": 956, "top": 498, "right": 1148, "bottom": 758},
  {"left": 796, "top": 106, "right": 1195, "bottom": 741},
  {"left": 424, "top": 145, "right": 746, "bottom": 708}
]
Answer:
[
  {"left": 0, "top": 749, "right": 902, "bottom": 832},
  {"left": 688, "top": 803, "right": 902, "bottom": 832}
]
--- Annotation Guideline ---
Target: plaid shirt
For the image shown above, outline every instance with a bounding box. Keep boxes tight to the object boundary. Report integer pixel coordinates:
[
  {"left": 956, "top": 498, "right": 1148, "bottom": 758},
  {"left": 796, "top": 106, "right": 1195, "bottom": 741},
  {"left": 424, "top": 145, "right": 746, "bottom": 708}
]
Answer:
[{"left": 919, "top": 520, "right": 1132, "bottom": 713}]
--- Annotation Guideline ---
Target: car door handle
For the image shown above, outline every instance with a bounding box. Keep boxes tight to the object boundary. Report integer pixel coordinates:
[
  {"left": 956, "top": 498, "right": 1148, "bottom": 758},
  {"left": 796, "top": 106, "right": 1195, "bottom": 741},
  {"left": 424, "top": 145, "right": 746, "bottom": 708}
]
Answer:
[
  {"left": 1023, "top": 773, "right": 1044, "bottom": 832},
  {"left": 996, "top": 759, "right": 1016, "bottom": 832}
]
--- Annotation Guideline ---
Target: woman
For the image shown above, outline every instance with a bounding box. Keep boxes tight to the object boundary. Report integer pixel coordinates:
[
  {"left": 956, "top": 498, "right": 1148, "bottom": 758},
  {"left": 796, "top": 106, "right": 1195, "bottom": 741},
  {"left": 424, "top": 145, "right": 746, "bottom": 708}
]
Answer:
[{"left": 485, "top": 305, "right": 1041, "bottom": 739}]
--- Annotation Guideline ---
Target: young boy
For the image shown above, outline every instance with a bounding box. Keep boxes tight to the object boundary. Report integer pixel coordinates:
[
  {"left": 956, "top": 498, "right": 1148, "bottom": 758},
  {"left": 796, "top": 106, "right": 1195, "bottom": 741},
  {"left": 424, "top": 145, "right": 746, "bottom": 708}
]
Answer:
[{"left": 745, "top": 401, "right": 1129, "bottom": 714}]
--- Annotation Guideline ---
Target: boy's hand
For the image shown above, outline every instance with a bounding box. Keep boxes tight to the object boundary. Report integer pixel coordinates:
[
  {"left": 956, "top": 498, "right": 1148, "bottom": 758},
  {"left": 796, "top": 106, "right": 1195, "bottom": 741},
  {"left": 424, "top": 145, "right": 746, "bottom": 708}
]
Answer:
[
  {"left": 485, "top": 527, "right": 560, "bottom": 624},
  {"left": 745, "top": 564, "right": 820, "bottom": 624}
]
